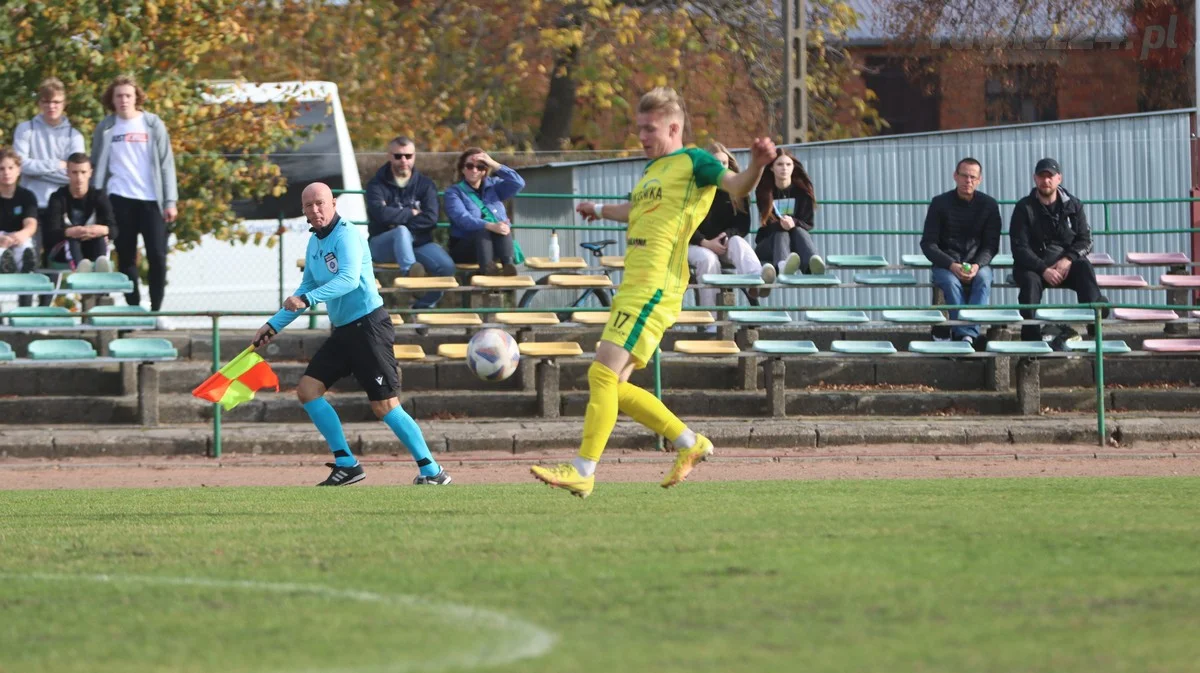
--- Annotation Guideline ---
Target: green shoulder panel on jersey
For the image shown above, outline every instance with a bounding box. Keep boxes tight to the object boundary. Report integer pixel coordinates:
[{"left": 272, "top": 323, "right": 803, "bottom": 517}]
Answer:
[{"left": 684, "top": 147, "right": 727, "bottom": 188}]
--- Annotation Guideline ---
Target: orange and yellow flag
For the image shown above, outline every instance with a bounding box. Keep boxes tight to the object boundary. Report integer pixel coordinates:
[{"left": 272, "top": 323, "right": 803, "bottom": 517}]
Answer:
[{"left": 192, "top": 346, "right": 279, "bottom": 411}]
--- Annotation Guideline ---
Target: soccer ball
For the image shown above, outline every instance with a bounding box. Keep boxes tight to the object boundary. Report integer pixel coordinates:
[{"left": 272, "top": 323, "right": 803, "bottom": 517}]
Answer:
[{"left": 466, "top": 328, "right": 520, "bottom": 382}]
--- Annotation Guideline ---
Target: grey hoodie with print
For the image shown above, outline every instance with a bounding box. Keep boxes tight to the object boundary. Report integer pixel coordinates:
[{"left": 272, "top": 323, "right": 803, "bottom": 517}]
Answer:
[
  {"left": 90, "top": 111, "right": 178, "bottom": 213},
  {"left": 12, "top": 114, "right": 86, "bottom": 208}
]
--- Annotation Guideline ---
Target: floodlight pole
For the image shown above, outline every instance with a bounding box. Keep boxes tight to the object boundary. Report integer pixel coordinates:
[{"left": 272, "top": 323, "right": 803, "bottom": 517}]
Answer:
[{"left": 783, "top": 0, "right": 808, "bottom": 143}]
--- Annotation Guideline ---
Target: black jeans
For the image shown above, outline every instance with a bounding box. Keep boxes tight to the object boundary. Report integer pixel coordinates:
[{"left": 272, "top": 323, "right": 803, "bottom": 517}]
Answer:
[
  {"left": 111, "top": 195, "right": 168, "bottom": 311},
  {"left": 449, "top": 229, "right": 514, "bottom": 269},
  {"left": 1015, "top": 258, "right": 1106, "bottom": 341}
]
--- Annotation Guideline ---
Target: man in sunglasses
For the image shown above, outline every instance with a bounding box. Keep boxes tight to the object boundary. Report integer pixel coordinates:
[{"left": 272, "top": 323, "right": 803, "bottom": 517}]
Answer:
[{"left": 365, "top": 136, "right": 455, "bottom": 308}]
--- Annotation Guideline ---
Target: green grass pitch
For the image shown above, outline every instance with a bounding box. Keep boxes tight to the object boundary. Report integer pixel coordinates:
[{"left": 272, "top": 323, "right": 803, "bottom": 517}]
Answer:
[{"left": 2, "top": 477, "right": 1198, "bottom": 672}]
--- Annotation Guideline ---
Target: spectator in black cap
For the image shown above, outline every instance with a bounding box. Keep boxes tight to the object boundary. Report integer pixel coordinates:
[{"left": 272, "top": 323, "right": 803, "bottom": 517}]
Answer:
[{"left": 1010, "top": 158, "right": 1108, "bottom": 346}]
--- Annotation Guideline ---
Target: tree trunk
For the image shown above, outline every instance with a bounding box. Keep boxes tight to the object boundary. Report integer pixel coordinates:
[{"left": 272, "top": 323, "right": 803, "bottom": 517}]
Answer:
[{"left": 535, "top": 47, "right": 580, "bottom": 151}]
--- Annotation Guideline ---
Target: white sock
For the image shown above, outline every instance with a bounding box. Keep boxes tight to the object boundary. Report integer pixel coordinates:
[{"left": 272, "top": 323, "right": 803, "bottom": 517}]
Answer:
[
  {"left": 572, "top": 457, "right": 597, "bottom": 477},
  {"left": 673, "top": 429, "right": 697, "bottom": 450}
]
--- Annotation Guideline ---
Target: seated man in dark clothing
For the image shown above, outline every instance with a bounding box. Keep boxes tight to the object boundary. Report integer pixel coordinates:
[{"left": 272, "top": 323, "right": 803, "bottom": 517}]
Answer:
[
  {"left": 1010, "top": 158, "right": 1108, "bottom": 346},
  {"left": 45, "top": 152, "right": 115, "bottom": 272},
  {"left": 920, "top": 157, "right": 1001, "bottom": 347}
]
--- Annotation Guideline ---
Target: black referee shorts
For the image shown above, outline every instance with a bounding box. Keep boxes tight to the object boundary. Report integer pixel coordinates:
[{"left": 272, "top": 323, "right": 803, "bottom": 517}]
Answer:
[{"left": 304, "top": 307, "right": 400, "bottom": 401}]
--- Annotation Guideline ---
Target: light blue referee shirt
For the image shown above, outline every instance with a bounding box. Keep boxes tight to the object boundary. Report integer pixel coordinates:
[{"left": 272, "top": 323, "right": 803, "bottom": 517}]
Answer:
[{"left": 267, "top": 215, "right": 384, "bottom": 331}]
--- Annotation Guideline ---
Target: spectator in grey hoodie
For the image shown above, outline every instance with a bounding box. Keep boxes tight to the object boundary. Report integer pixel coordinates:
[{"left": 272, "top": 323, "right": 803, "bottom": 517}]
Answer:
[
  {"left": 91, "top": 74, "right": 178, "bottom": 313},
  {"left": 13, "top": 77, "right": 85, "bottom": 305}
]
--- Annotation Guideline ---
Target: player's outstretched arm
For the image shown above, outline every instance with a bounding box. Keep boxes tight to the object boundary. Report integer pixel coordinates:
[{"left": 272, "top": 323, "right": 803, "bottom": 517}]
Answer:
[
  {"left": 577, "top": 202, "right": 630, "bottom": 223},
  {"left": 720, "top": 137, "right": 777, "bottom": 199}
]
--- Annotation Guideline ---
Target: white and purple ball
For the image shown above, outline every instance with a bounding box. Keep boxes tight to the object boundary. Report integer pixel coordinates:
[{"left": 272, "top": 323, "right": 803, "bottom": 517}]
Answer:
[{"left": 466, "top": 328, "right": 520, "bottom": 382}]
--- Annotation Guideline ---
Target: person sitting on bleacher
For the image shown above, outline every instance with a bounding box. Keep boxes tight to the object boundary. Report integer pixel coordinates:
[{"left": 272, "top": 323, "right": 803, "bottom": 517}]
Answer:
[
  {"left": 444, "top": 148, "right": 524, "bottom": 276},
  {"left": 753, "top": 148, "right": 824, "bottom": 276},
  {"left": 1010, "top": 158, "right": 1108, "bottom": 348},
  {"left": 689, "top": 141, "right": 775, "bottom": 305},
  {"left": 0, "top": 147, "right": 40, "bottom": 276},
  {"left": 920, "top": 157, "right": 1001, "bottom": 348},
  {"left": 45, "top": 153, "right": 114, "bottom": 273},
  {"left": 365, "top": 136, "right": 455, "bottom": 308}
]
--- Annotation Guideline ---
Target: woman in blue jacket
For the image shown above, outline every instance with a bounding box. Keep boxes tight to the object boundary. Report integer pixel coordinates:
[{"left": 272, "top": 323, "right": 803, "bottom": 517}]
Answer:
[{"left": 443, "top": 148, "right": 524, "bottom": 275}]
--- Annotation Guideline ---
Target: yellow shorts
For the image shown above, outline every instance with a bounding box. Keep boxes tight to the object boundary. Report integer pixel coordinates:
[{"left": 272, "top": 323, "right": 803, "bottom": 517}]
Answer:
[{"left": 600, "top": 288, "right": 681, "bottom": 369}]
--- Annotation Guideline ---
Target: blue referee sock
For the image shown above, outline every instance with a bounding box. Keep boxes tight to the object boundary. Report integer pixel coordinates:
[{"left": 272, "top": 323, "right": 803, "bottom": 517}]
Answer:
[
  {"left": 303, "top": 397, "right": 357, "bottom": 467},
  {"left": 382, "top": 406, "right": 440, "bottom": 477}
]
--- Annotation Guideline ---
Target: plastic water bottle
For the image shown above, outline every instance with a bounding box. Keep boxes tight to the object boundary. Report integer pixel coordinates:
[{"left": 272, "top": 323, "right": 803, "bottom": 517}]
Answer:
[
  {"left": 962, "top": 262, "right": 972, "bottom": 274},
  {"left": 549, "top": 231, "right": 560, "bottom": 263}
]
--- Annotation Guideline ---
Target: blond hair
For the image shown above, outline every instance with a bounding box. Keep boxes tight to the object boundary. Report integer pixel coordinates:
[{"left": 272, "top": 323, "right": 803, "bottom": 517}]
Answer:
[
  {"left": 38, "top": 77, "right": 65, "bottom": 102},
  {"left": 638, "top": 87, "right": 690, "bottom": 137}
]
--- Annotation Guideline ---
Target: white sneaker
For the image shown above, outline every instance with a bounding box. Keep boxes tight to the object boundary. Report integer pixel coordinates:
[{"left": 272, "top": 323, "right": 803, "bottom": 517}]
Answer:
[
  {"left": 758, "top": 263, "right": 775, "bottom": 299},
  {"left": 781, "top": 252, "right": 802, "bottom": 276},
  {"left": 75, "top": 259, "right": 93, "bottom": 274},
  {"left": 808, "top": 255, "right": 826, "bottom": 275},
  {"left": 94, "top": 257, "right": 111, "bottom": 273}
]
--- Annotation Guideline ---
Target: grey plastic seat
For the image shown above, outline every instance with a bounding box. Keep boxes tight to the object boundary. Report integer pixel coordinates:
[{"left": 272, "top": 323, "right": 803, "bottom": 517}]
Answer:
[
  {"left": 8, "top": 306, "right": 78, "bottom": 328},
  {"left": 64, "top": 272, "right": 134, "bottom": 292},
  {"left": 777, "top": 273, "right": 840, "bottom": 286},
  {"left": 729, "top": 310, "right": 792, "bottom": 324},
  {"left": 752, "top": 340, "right": 819, "bottom": 355},
  {"left": 831, "top": 340, "right": 896, "bottom": 355},
  {"left": 88, "top": 305, "right": 156, "bottom": 327},
  {"left": 108, "top": 338, "right": 179, "bottom": 360},
  {"left": 882, "top": 310, "right": 946, "bottom": 324},
  {"left": 27, "top": 339, "right": 97, "bottom": 360},
  {"left": 985, "top": 341, "right": 1053, "bottom": 355},
  {"left": 804, "top": 310, "right": 870, "bottom": 324},
  {"left": 909, "top": 341, "right": 975, "bottom": 355},
  {"left": 0, "top": 273, "right": 53, "bottom": 293}
]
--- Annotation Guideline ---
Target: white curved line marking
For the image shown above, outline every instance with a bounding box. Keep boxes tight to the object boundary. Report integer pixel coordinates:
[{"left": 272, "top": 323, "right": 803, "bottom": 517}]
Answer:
[{"left": 5, "top": 572, "right": 557, "bottom": 673}]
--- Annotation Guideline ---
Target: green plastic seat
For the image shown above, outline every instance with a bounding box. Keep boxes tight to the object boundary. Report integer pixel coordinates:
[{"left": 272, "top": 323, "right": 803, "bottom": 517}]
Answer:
[
  {"left": 87, "top": 305, "right": 157, "bottom": 327},
  {"left": 985, "top": 341, "right": 1053, "bottom": 355},
  {"left": 752, "top": 340, "right": 819, "bottom": 355},
  {"left": 729, "top": 310, "right": 792, "bottom": 324},
  {"left": 831, "top": 340, "right": 896, "bottom": 355},
  {"left": 700, "top": 273, "right": 766, "bottom": 287},
  {"left": 901, "top": 254, "right": 932, "bottom": 268},
  {"left": 0, "top": 273, "right": 54, "bottom": 292},
  {"left": 804, "top": 310, "right": 870, "bottom": 324},
  {"left": 826, "top": 254, "right": 889, "bottom": 268},
  {"left": 1034, "top": 308, "right": 1095, "bottom": 323},
  {"left": 1064, "top": 340, "right": 1131, "bottom": 354},
  {"left": 108, "top": 338, "right": 178, "bottom": 360},
  {"left": 882, "top": 310, "right": 946, "bottom": 324},
  {"left": 958, "top": 309, "right": 1023, "bottom": 323},
  {"left": 64, "top": 271, "right": 134, "bottom": 292},
  {"left": 909, "top": 340, "right": 975, "bottom": 355},
  {"left": 27, "top": 339, "right": 97, "bottom": 360},
  {"left": 0, "top": 340, "right": 13, "bottom": 361},
  {"left": 853, "top": 272, "right": 917, "bottom": 286},
  {"left": 777, "top": 273, "right": 840, "bottom": 286},
  {"left": 8, "top": 306, "right": 79, "bottom": 327},
  {"left": 990, "top": 254, "right": 1014, "bottom": 267}
]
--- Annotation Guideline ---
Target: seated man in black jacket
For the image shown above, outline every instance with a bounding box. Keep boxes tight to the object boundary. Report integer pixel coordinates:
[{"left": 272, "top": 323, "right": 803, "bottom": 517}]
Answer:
[
  {"left": 1010, "top": 158, "right": 1108, "bottom": 345},
  {"left": 920, "top": 157, "right": 1001, "bottom": 347},
  {"left": 45, "top": 152, "right": 115, "bottom": 272},
  {"left": 365, "top": 136, "right": 455, "bottom": 308}
]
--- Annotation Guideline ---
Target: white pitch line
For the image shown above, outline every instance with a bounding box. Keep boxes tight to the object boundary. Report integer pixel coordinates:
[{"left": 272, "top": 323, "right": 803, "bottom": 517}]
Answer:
[{"left": 4, "top": 572, "right": 557, "bottom": 673}]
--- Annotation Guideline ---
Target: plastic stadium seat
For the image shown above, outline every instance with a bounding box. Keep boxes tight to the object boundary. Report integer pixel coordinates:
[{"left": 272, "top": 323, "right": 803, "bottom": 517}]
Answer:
[
  {"left": 1096, "top": 275, "right": 1148, "bottom": 288},
  {"left": 471, "top": 275, "right": 535, "bottom": 288},
  {"left": 804, "top": 310, "right": 870, "bottom": 324},
  {"left": 909, "top": 341, "right": 975, "bottom": 355},
  {"left": 674, "top": 311, "right": 715, "bottom": 325},
  {"left": 1064, "top": 340, "right": 1131, "bottom": 354},
  {"left": 394, "top": 276, "right": 458, "bottom": 290},
  {"left": 390, "top": 314, "right": 405, "bottom": 325},
  {"left": 416, "top": 313, "right": 482, "bottom": 326},
  {"left": 0, "top": 273, "right": 53, "bottom": 292},
  {"left": 777, "top": 273, "right": 840, "bottom": 286},
  {"left": 570, "top": 311, "right": 610, "bottom": 325},
  {"left": 729, "top": 310, "right": 792, "bottom": 324},
  {"left": 1113, "top": 308, "right": 1179, "bottom": 321},
  {"left": 496, "top": 312, "right": 559, "bottom": 325},
  {"left": 1126, "top": 252, "right": 1190, "bottom": 265},
  {"left": 600, "top": 256, "right": 625, "bottom": 269},
  {"left": 826, "top": 254, "right": 889, "bottom": 268},
  {"left": 547, "top": 274, "right": 612, "bottom": 288},
  {"left": 63, "top": 272, "right": 134, "bottom": 292},
  {"left": 393, "top": 345, "right": 426, "bottom": 360},
  {"left": 831, "top": 340, "right": 896, "bottom": 355},
  {"left": 1088, "top": 252, "right": 1115, "bottom": 266},
  {"left": 1033, "top": 308, "right": 1095, "bottom": 323},
  {"left": 1159, "top": 274, "right": 1200, "bottom": 288},
  {"left": 674, "top": 340, "right": 740, "bottom": 355},
  {"left": 882, "top": 310, "right": 946, "bottom": 324},
  {"left": 107, "top": 338, "right": 178, "bottom": 360},
  {"left": 518, "top": 342, "right": 583, "bottom": 357},
  {"left": 752, "top": 340, "right": 819, "bottom": 355},
  {"left": 985, "top": 341, "right": 1053, "bottom": 355},
  {"left": 957, "top": 309, "right": 1022, "bottom": 323},
  {"left": 901, "top": 254, "right": 932, "bottom": 268},
  {"left": 853, "top": 273, "right": 917, "bottom": 286},
  {"left": 28, "top": 339, "right": 97, "bottom": 360},
  {"left": 8, "top": 306, "right": 78, "bottom": 328},
  {"left": 989, "top": 254, "right": 1014, "bottom": 267},
  {"left": 700, "top": 273, "right": 765, "bottom": 287},
  {"left": 525, "top": 257, "right": 586, "bottom": 270},
  {"left": 436, "top": 343, "right": 469, "bottom": 358},
  {"left": 0, "top": 340, "right": 13, "bottom": 361},
  {"left": 87, "top": 305, "right": 156, "bottom": 327},
  {"left": 1143, "top": 339, "right": 1200, "bottom": 353}
]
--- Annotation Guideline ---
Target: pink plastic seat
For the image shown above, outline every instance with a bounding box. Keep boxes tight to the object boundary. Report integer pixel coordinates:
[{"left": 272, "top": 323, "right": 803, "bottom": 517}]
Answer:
[
  {"left": 1113, "top": 308, "right": 1180, "bottom": 321},
  {"left": 1087, "top": 252, "right": 1115, "bottom": 266},
  {"left": 1096, "top": 275, "right": 1148, "bottom": 288},
  {"left": 1160, "top": 274, "right": 1200, "bottom": 287},
  {"left": 1143, "top": 339, "right": 1200, "bottom": 353},
  {"left": 1127, "top": 252, "right": 1190, "bottom": 265}
]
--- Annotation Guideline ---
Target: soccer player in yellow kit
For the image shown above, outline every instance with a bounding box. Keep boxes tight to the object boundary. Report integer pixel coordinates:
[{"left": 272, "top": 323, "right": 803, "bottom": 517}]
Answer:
[{"left": 531, "top": 87, "right": 777, "bottom": 497}]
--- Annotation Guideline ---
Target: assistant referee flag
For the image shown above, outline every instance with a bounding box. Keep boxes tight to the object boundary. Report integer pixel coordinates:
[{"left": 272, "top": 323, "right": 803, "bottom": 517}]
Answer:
[{"left": 192, "top": 346, "right": 279, "bottom": 410}]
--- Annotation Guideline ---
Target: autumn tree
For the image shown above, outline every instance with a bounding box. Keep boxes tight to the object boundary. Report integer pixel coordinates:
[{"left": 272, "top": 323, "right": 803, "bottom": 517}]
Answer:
[{"left": 0, "top": 0, "right": 300, "bottom": 249}]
